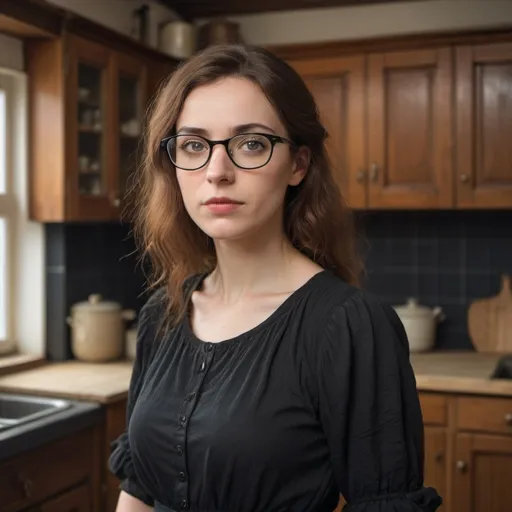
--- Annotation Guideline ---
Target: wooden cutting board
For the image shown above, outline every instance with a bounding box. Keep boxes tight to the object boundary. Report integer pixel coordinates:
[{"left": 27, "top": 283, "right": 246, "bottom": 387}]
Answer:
[{"left": 468, "top": 274, "right": 512, "bottom": 353}]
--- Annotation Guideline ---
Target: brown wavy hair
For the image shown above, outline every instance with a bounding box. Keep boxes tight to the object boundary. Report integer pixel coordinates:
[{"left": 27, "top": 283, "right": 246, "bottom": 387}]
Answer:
[{"left": 133, "top": 44, "right": 363, "bottom": 324}]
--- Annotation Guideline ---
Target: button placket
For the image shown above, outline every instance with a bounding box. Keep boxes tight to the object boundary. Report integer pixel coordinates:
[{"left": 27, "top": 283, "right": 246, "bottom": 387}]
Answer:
[{"left": 173, "top": 342, "right": 216, "bottom": 511}]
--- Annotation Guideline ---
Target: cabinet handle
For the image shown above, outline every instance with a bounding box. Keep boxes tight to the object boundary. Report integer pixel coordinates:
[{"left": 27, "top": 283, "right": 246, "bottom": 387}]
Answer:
[
  {"left": 456, "top": 460, "right": 468, "bottom": 473},
  {"left": 17, "top": 473, "right": 33, "bottom": 498},
  {"left": 460, "top": 173, "right": 469, "bottom": 184},
  {"left": 370, "top": 162, "right": 379, "bottom": 182},
  {"left": 113, "top": 197, "right": 121, "bottom": 208},
  {"left": 505, "top": 413, "right": 512, "bottom": 426},
  {"left": 435, "top": 451, "right": 444, "bottom": 464},
  {"left": 356, "top": 170, "right": 366, "bottom": 183},
  {"left": 21, "top": 477, "right": 33, "bottom": 498}
]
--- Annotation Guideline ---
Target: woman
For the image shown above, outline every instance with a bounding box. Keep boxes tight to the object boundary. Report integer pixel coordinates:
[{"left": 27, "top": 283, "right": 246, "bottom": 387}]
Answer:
[{"left": 110, "top": 44, "right": 442, "bottom": 512}]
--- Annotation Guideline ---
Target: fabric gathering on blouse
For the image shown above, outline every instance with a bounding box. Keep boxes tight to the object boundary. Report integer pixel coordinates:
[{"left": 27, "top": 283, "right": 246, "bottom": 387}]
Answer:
[{"left": 109, "top": 270, "right": 443, "bottom": 512}]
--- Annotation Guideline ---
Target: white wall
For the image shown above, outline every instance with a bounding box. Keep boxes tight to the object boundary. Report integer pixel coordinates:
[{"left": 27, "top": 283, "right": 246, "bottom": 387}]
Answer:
[
  {"left": 46, "top": 0, "right": 181, "bottom": 48},
  {"left": 197, "top": 0, "right": 512, "bottom": 46}
]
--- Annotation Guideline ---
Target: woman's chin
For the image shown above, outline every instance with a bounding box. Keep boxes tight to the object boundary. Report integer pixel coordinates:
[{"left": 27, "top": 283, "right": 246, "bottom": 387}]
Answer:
[{"left": 199, "top": 219, "right": 256, "bottom": 242}]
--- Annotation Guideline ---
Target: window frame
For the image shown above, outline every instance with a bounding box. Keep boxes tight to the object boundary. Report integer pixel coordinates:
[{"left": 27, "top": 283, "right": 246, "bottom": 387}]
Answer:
[{"left": 0, "top": 68, "right": 24, "bottom": 355}]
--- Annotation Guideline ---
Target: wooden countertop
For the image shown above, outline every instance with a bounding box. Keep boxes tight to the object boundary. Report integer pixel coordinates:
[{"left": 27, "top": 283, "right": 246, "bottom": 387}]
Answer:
[
  {"left": 411, "top": 351, "right": 512, "bottom": 397},
  {"left": 0, "top": 360, "right": 133, "bottom": 404},
  {"left": 0, "top": 352, "right": 511, "bottom": 404}
]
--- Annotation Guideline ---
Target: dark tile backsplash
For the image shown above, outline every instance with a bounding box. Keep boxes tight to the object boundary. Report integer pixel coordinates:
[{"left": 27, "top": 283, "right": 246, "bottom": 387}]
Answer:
[
  {"left": 45, "top": 222, "right": 148, "bottom": 360},
  {"left": 45, "top": 210, "right": 512, "bottom": 359},
  {"left": 357, "top": 210, "right": 512, "bottom": 350}
]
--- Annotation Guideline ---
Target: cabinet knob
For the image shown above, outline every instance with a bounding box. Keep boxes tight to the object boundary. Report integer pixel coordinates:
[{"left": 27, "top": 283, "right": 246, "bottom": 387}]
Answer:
[
  {"left": 370, "top": 162, "right": 379, "bottom": 182},
  {"left": 456, "top": 460, "right": 468, "bottom": 473},
  {"left": 435, "top": 452, "right": 444, "bottom": 464},
  {"left": 356, "top": 170, "right": 366, "bottom": 183},
  {"left": 17, "top": 473, "right": 33, "bottom": 498},
  {"left": 113, "top": 197, "right": 121, "bottom": 208},
  {"left": 460, "top": 173, "right": 469, "bottom": 183},
  {"left": 505, "top": 413, "right": 512, "bottom": 426},
  {"left": 24, "top": 478, "right": 33, "bottom": 497}
]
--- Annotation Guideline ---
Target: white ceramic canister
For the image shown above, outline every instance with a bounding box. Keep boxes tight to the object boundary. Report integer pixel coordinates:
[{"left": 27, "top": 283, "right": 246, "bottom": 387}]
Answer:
[
  {"left": 393, "top": 298, "right": 445, "bottom": 352},
  {"left": 67, "top": 294, "right": 136, "bottom": 362},
  {"left": 159, "top": 20, "right": 196, "bottom": 59}
]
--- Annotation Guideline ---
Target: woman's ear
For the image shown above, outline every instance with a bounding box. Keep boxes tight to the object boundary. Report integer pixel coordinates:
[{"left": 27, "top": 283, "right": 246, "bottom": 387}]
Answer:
[{"left": 288, "top": 146, "right": 311, "bottom": 186}]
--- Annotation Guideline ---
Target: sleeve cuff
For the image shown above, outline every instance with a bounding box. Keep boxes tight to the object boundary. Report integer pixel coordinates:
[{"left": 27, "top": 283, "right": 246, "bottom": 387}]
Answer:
[
  {"left": 345, "top": 487, "right": 442, "bottom": 512},
  {"left": 119, "top": 478, "right": 155, "bottom": 508}
]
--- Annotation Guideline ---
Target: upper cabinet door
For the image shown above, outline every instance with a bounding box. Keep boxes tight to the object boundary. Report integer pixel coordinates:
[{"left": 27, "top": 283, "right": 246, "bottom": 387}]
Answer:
[
  {"left": 456, "top": 42, "right": 512, "bottom": 208},
  {"left": 66, "top": 35, "right": 114, "bottom": 220},
  {"left": 288, "top": 56, "right": 366, "bottom": 209},
  {"left": 112, "top": 52, "right": 147, "bottom": 219},
  {"left": 367, "top": 48, "right": 453, "bottom": 209}
]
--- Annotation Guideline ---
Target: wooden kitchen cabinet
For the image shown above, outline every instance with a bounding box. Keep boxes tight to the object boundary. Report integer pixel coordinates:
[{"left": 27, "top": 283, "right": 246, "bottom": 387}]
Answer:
[
  {"left": 29, "top": 482, "right": 92, "bottom": 511},
  {"left": 424, "top": 427, "right": 448, "bottom": 503},
  {"left": 27, "top": 33, "right": 176, "bottom": 223},
  {"left": 420, "top": 393, "right": 449, "bottom": 505},
  {"left": 103, "top": 399, "right": 128, "bottom": 512},
  {"left": 455, "top": 41, "right": 512, "bottom": 208},
  {"left": 0, "top": 425, "right": 101, "bottom": 512},
  {"left": 283, "top": 30, "right": 512, "bottom": 210},
  {"left": 452, "top": 433, "right": 512, "bottom": 512},
  {"left": 288, "top": 56, "right": 366, "bottom": 209},
  {"left": 367, "top": 48, "right": 453, "bottom": 209},
  {"left": 417, "top": 392, "right": 512, "bottom": 512},
  {"left": 290, "top": 48, "right": 453, "bottom": 210}
]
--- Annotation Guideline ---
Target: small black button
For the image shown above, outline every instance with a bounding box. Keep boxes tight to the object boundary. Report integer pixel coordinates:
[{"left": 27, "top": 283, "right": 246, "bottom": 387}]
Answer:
[
  {"left": 179, "top": 471, "right": 186, "bottom": 482},
  {"left": 179, "top": 414, "right": 187, "bottom": 425},
  {"left": 206, "top": 343, "right": 213, "bottom": 352},
  {"left": 180, "top": 499, "right": 188, "bottom": 509},
  {"left": 176, "top": 445, "right": 184, "bottom": 455},
  {"left": 187, "top": 392, "right": 196, "bottom": 401}
]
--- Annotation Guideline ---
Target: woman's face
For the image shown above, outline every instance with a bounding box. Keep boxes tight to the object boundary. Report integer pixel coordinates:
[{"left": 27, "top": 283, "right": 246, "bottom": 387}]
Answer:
[{"left": 174, "top": 77, "right": 308, "bottom": 242}]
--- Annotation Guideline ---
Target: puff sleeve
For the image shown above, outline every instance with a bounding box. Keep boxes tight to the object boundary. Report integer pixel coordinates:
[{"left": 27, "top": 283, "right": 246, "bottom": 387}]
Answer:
[
  {"left": 109, "top": 298, "right": 158, "bottom": 507},
  {"left": 316, "top": 291, "right": 442, "bottom": 511}
]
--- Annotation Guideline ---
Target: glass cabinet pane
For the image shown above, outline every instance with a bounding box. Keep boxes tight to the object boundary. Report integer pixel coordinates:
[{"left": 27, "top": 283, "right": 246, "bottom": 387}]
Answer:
[
  {"left": 77, "top": 62, "right": 106, "bottom": 196},
  {"left": 118, "top": 72, "right": 142, "bottom": 199}
]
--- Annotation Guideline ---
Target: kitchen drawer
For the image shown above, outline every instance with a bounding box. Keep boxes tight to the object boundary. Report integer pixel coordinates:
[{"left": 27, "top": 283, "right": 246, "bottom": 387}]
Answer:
[
  {"left": 456, "top": 396, "right": 512, "bottom": 435},
  {"left": 0, "top": 427, "right": 95, "bottom": 512},
  {"left": 419, "top": 393, "right": 448, "bottom": 426}
]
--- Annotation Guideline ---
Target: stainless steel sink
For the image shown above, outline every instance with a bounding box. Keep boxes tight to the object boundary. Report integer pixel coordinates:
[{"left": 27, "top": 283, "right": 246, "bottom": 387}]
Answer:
[{"left": 0, "top": 393, "right": 71, "bottom": 431}]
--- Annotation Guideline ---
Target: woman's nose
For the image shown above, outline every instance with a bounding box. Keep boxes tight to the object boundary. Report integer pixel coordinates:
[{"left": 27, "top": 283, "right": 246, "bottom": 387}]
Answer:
[{"left": 205, "top": 145, "right": 235, "bottom": 184}]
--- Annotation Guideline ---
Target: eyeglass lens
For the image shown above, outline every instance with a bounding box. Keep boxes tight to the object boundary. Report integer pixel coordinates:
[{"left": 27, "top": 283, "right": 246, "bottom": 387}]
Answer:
[{"left": 167, "top": 134, "right": 274, "bottom": 170}]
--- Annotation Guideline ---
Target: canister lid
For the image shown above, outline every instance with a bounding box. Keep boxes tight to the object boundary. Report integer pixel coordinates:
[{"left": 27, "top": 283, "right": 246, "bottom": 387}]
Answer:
[{"left": 72, "top": 294, "right": 121, "bottom": 312}]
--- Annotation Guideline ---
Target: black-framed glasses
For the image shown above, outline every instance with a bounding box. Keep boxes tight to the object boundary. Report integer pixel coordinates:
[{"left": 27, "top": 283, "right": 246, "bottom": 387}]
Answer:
[{"left": 160, "top": 132, "right": 295, "bottom": 171}]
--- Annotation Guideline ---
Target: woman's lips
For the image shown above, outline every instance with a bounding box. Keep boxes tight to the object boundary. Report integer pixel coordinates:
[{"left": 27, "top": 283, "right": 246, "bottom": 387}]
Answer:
[{"left": 203, "top": 197, "right": 244, "bottom": 214}]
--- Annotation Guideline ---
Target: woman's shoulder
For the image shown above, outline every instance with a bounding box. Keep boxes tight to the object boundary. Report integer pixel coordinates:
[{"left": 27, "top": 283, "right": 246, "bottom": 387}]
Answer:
[
  {"left": 310, "top": 269, "right": 384, "bottom": 314},
  {"left": 307, "top": 270, "right": 403, "bottom": 341}
]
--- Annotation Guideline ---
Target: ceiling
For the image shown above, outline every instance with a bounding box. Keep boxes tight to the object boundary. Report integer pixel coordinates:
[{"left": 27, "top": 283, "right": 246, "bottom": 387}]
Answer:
[{"left": 160, "top": 0, "right": 416, "bottom": 20}]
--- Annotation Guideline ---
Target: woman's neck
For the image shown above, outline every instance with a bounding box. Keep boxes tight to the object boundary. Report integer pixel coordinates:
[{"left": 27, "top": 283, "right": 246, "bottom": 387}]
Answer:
[{"left": 207, "top": 223, "right": 318, "bottom": 305}]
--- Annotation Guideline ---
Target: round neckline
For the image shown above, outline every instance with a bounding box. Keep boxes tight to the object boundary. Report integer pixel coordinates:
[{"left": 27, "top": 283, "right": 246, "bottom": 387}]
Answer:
[{"left": 181, "top": 269, "right": 329, "bottom": 350}]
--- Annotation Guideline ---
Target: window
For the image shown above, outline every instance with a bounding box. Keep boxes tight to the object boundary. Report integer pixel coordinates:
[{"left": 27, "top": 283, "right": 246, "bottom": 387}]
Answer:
[{"left": 0, "top": 69, "right": 24, "bottom": 355}]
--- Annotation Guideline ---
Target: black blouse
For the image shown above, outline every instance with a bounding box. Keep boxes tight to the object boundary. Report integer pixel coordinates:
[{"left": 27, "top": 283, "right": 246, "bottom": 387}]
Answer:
[{"left": 109, "top": 270, "right": 442, "bottom": 512}]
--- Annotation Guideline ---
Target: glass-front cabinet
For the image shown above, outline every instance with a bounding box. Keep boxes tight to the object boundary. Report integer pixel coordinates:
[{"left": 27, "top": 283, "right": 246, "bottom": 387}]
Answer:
[
  {"left": 68, "top": 35, "right": 113, "bottom": 219},
  {"left": 67, "top": 35, "right": 149, "bottom": 220},
  {"left": 114, "top": 54, "right": 146, "bottom": 218},
  {"left": 26, "top": 33, "right": 176, "bottom": 222}
]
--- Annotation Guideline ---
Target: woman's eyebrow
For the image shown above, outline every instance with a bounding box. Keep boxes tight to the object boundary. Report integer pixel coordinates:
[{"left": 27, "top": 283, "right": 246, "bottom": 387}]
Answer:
[
  {"left": 176, "top": 126, "right": 209, "bottom": 136},
  {"left": 233, "top": 123, "right": 277, "bottom": 135},
  {"left": 175, "top": 123, "right": 277, "bottom": 137}
]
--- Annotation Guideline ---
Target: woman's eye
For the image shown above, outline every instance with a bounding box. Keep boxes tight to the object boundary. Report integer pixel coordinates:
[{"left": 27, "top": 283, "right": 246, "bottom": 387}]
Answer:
[
  {"left": 238, "top": 137, "right": 267, "bottom": 151},
  {"left": 182, "top": 140, "right": 206, "bottom": 152},
  {"left": 245, "top": 140, "right": 263, "bottom": 150}
]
